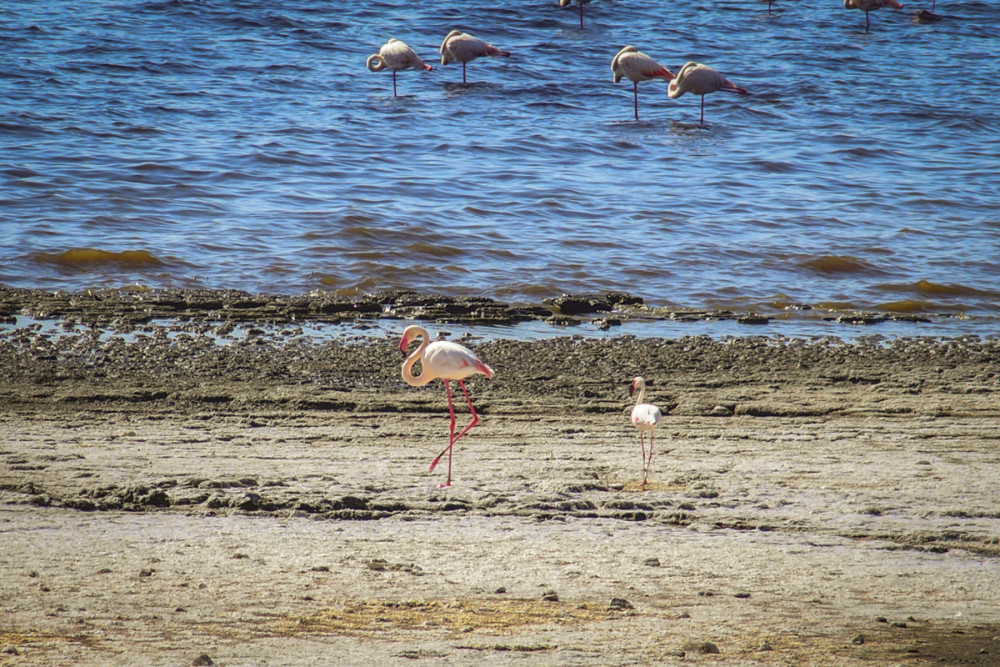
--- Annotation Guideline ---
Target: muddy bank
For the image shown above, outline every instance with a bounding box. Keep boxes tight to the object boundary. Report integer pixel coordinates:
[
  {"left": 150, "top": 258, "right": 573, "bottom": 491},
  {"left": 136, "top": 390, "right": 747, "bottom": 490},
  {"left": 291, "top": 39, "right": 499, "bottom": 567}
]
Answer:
[{"left": 2, "top": 296, "right": 1000, "bottom": 665}]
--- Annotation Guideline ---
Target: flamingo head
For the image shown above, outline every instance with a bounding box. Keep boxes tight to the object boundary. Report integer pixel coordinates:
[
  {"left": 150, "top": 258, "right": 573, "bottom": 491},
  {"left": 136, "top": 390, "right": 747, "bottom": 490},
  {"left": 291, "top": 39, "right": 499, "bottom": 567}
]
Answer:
[
  {"left": 399, "top": 325, "right": 425, "bottom": 352},
  {"left": 629, "top": 376, "right": 646, "bottom": 397}
]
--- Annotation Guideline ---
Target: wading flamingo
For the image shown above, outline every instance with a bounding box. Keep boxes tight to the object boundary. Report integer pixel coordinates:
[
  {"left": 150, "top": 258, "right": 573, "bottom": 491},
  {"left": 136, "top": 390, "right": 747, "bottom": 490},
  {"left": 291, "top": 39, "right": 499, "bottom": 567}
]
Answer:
[
  {"left": 611, "top": 46, "right": 675, "bottom": 121},
  {"left": 843, "top": 0, "right": 904, "bottom": 32},
  {"left": 400, "top": 325, "right": 495, "bottom": 488},
  {"left": 367, "top": 39, "right": 432, "bottom": 97},
  {"left": 629, "top": 377, "right": 662, "bottom": 491},
  {"left": 559, "top": 0, "right": 591, "bottom": 30},
  {"left": 439, "top": 31, "right": 510, "bottom": 84},
  {"left": 667, "top": 61, "right": 748, "bottom": 126}
]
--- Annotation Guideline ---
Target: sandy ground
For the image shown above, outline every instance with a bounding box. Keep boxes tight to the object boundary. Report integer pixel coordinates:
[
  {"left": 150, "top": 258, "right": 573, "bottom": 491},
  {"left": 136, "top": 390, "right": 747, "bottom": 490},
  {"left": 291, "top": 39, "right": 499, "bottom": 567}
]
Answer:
[{"left": 2, "top": 298, "right": 1000, "bottom": 665}]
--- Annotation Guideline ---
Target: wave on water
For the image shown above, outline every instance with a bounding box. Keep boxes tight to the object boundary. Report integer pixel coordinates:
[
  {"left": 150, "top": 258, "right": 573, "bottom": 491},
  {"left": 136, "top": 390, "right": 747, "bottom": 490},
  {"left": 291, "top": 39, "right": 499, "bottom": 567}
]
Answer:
[{"left": 31, "top": 248, "right": 167, "bottom": 270}]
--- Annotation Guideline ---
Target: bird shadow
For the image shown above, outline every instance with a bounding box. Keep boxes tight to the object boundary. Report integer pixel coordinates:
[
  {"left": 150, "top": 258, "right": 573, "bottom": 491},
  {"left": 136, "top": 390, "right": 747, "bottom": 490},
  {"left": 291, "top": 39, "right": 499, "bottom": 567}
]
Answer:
[{"left": 442, "top": 82, "right": 504, "bottom": 94}]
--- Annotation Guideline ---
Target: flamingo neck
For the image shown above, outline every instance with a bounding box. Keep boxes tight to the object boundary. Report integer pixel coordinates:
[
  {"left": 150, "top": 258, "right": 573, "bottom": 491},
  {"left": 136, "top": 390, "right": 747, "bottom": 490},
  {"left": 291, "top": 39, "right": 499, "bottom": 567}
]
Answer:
[
  {"left": 634, "top": 386, "right": 647, "bottom": 406},
  {"left": 402, "top": 330, "right": 434, "bottom": 387}
]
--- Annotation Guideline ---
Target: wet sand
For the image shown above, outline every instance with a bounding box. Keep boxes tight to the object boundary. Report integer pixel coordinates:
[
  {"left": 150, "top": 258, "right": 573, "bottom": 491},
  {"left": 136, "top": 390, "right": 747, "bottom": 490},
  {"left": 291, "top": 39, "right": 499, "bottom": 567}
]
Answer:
[{"left": 2, "top": 289, "right": 1000, "bottom": 665}]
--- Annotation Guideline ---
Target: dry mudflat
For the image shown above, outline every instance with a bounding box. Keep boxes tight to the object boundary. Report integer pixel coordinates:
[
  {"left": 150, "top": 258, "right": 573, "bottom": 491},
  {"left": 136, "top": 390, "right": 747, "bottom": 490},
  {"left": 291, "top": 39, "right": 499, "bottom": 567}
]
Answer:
[{"left": 2, "top": 289, "right": 1000, "bottom": 665}]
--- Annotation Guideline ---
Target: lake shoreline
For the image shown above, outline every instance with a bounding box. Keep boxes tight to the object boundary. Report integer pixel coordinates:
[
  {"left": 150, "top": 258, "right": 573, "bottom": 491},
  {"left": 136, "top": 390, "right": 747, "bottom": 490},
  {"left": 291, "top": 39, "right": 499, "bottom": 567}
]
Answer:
[{"left": 2, "top": 302, "right": 1000, "bottom": 664}]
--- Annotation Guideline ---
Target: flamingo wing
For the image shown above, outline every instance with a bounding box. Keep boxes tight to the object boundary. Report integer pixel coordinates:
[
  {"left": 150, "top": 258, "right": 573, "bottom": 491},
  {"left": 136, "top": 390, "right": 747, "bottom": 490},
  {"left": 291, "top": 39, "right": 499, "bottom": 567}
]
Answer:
[
  {"left": 423, "top": 341, "right": 494, "bottom": 381},
  {"left": 631, "top": 403, "right": 662, "bottom": 430}
]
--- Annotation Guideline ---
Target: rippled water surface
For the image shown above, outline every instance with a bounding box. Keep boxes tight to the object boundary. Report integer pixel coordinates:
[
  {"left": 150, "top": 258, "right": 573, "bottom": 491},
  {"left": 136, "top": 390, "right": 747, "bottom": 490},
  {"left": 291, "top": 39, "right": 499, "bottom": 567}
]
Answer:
[{"left": 2, "top": 0, "right": 999, "bottom": 334}]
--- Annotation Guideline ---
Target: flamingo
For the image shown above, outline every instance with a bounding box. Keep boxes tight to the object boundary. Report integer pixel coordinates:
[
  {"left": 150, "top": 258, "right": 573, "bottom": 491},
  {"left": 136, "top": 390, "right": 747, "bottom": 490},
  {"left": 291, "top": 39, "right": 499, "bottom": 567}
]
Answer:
[
  {"left": 366, "top": 39, "right": 432, "bottom": 97},
  {"left": 559, "top": 0, "right": 591, "bottom": 30},
  {"left": 439, "top": 31, "right": 511, "bottom": 84},
  {"left": 629, "top": 377, "right": 662, "bottom": 491},
  {"left": 400, "top": 325, "right": 495, "bottom": 488},
  {"left": 843, "top": 0, "right": 904, "bottom": 33},
  {"left": 667, "top": 61, "right": 748, "bottom": 126},
  {"left": 611, "top": 46, "right": 675, "bottom": 121}
]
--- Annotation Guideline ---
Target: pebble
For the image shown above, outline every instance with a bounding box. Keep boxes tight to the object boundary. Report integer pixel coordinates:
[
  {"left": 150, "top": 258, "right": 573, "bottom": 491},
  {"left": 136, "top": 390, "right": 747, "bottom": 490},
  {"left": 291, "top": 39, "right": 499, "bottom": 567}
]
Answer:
[
  {"left": 681, "top": 640, "right": 720, "bottom": 655},
  {"left": 608, "top": 598, "right": 633, "bottom": 610},
  {"left": 1, "top": 645, "right": 20, "bottom": 655},
  {"left": 541, "top": 590, "right": 559, "bottom": 602},
  {"left": 191, "top": 654, "right": 214, "bottom": 666},
  {"left": 494, "top": 587, "right": 506, "bottom": 594},
  {"left": 758, "top": 641, "right": 773, "bottom": 651},
  {"left": 851, "top": 633, "right": 865, "bottom": 645},
  {"left": 642, "top": 558, "right": 661, "bottom": 567}
]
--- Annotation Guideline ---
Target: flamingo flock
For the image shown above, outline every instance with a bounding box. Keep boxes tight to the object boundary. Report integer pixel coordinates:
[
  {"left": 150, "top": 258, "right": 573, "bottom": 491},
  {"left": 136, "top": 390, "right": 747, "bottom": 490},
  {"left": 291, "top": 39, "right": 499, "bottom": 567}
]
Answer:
[{"left": 365, "top": 0, "right": 927, "bottom": 124}]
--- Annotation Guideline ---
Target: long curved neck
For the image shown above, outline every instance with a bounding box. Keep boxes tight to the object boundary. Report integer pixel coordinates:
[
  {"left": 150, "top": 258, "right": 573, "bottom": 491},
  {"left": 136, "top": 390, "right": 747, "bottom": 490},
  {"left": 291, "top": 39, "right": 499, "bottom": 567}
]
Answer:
[
  {"left": 634, "top": 386, "right": 646, "bottom": 406},
  {"left": 402, "top": 331, "right": 433, "bottom": 386}
]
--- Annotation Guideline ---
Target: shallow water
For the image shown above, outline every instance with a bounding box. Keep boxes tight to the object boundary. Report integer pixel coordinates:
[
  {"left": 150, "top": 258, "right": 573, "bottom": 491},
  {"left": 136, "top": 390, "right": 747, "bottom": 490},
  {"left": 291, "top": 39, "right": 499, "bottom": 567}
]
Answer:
[{"left": 2, "top": 0, "right": 999, "bottom": 335}]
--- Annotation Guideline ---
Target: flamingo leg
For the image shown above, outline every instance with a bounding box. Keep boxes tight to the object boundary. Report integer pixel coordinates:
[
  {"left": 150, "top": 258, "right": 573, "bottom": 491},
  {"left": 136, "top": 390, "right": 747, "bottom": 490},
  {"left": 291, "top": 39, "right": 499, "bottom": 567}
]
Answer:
[
  {"left": 462, "top": 61, "right": 467, "bottom": 84},
  {"left": 931, "top": 0, "right": 935, "bottom": 11},
  {"left": 428, "top": 380, "right": 480, "bottom": 487},
  {"left": 639, "top": 432, "right": 647, "bottom": 490},
  {"left": 644, "top": 433, "right": 655, "bottom": 490},
  {"left": 768, "top": 0, "right": 772, "bottom": 13},
  {"left": 392, "top": 70, "right": 397, "bottom": 97},
  {"left": 428, "top": 380, "right": 458, "bottom": 487},
  {"left": 579, "top": 2, "right": 584, "bottom": 30},
  {"left": 633, "top": 81, "right": 639, "bottom": 121},
  {"left": 865, "top": 11, "right": 870, "bottom": 32},
  {"left": 700, "top": 95, "right": 706, "bottom": 125}
]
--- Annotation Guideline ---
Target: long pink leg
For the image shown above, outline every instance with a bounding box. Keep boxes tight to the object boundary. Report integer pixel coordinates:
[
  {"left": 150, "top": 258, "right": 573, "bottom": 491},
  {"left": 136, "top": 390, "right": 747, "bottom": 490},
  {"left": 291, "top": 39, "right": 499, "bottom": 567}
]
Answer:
[
  {"left": 428, "top": 380, "right": 480, "bottom": 487},
  {"left": 644, "top": 433, "right": 655, "bottom": 490},
  {"left": 428, "top": 381, "right": 458, "bottom": 487},
  {"left": 633, "top": 81, "right": 639, "bottom": 121},
  {"left": 639, "top": 432, "right": 647, "bottom": 490}
]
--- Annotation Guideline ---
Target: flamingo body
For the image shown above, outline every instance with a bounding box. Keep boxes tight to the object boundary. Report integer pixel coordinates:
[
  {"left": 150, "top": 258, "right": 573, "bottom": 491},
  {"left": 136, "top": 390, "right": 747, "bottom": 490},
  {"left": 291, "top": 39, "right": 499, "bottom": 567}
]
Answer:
[
  {"left": 611, "top": 46, "right": 675, "bottom": 121},
  {"left": 668, "top": 61, "right": 747, "bottom": 125},
  {"left": 844, "top": 0, "right": 905, "bottom": 32},
  {"left": 400, "top": 325, "right": 494, "bottom": 487},
  {"left": 629, "top": 377, "right": 663, "bottom": 490},
  {"left": 367, "top": 39, "right": 432, "bottom": 96},
  {"left": 439, "top": 31, "right": 510, "bottom": 83}
]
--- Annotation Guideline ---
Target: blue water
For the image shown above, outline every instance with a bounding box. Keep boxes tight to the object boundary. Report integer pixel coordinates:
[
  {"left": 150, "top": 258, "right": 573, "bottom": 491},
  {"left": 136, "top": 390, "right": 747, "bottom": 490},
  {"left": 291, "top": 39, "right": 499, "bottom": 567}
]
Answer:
[{"left": 2, "top": 0, "right": 999, "bottom": 335}]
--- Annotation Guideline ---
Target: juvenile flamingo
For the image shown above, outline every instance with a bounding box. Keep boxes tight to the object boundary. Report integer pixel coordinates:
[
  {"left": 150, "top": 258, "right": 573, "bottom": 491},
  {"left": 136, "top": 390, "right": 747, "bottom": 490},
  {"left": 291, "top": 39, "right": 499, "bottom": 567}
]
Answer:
[
  {"left": 629, "top": 377, "right": 662, "bottom": 491},
  {"left": 400, "top": 325, "right": 495, "bottom": 488},
  {"left": 366, "top": 39, "right": 432, "bottom": 97},
  {"left": 611, "top": 46, "right": 675, "bottom": 121},
  {"left": 559, "top": 0, "right": 590, "bottom": 30},
  {"left": 667, "top": 61, "right": 748, "bottom": 126},
  {"left": 843, "top": 0, "right": 905, "bottom": 32},
  {"left": 439, "top": 30, "right": 510, "bottom": 84}
]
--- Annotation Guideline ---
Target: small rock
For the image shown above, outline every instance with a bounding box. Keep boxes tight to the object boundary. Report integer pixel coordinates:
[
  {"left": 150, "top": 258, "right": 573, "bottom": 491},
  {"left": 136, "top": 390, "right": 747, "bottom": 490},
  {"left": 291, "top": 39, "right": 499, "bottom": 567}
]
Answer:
[
  {"left": 677, "top": 611, "right": 691, "bottom": 619},
  {"left": 758, "top": 641, "right": 773, "bottom": 651},
  {"left": 734, "top": 592, "right": 751, "bottom": 599},
  {"left": 609, "top": 597, "right": 634, "bottom": 610},
  {"left": 709, "top": 405, "right": 734, "bottom": 417},
  {"left": 191, "top": 654, "right": 214, "bottom": 666},
  {"left": 642, "top": 558, "right": 661, "bottom": 567},
  {"left": 1, "top": 645, "right": 20, "bottom": 655},
  {"left": 891, "top": 621, "right": 908, "bottom": 628},
  {"left": 138, "top": 569, "right": 155, "bottom": 578},
  {"left": 541, "top": 590, "right": 559, "bottom": 602},
  {"left": 494, "top": 587, "right": 506, "bottom": 594},
  {"left": 875, "top": 616, "right": 888, "bottom": 623},
  {"left": 851, "top": 633, "right": 865, "bottom": 645},
  {"left": 682, "top": 640, "right": 720, "bottom": 654}
]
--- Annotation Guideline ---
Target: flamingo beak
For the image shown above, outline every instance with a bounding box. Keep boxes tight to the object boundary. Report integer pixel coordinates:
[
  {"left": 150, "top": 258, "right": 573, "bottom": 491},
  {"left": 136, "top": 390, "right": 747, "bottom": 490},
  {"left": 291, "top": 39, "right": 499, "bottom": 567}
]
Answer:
[
  {"left": 399, "top": 335, "right": 409, "bottom": 352},
  {"left": 629, "top": 380, "right": 635, "bottom": 396}
]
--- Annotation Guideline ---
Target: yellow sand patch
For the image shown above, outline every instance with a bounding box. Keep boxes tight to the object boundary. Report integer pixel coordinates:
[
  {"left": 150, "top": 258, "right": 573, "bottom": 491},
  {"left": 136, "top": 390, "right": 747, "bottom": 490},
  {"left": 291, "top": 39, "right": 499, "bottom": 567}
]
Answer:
[{"left": 275, "top": 598, "right": 619, "bottom": 637}]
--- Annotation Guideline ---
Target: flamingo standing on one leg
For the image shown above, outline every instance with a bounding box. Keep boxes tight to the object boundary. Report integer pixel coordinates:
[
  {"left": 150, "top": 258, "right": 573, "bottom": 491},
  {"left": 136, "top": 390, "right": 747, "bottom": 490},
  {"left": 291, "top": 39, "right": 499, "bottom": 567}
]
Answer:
[
  {"left": 611, "top": 46, "right": 675, "bottom": 121},
  {"left": 367, "top": 39, "right": 433, "bottom": 97},
  {"left": 439, "top": 31, "right": 510, "bottom": 84},
  {"left": 667, "top": 61, "right": 748, "bottom": 126},
  {"left": 629, "top": 377, "right": 662, "bottom": 491},
  {"left": 843, "top": 0, "right": 905, "bottom": 33},
  {"left": 400, "top": 325, "right": 495, "bottom": 488},
  {"left": 559, "top": 0, "right": 591, "bottom": 30}
]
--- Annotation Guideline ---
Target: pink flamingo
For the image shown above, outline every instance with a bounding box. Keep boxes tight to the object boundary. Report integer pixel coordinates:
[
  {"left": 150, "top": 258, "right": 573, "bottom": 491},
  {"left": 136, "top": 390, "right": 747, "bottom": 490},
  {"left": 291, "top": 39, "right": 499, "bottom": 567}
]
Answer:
[
  {"left": 559, "top": 0, "right": 591, "bottom": 30},
  {"left": 843, "top": 0, "right": 905, "bottom": 32},
  {"left": 366, "top": 39, "right": 432, "bottom": 97},
  {"left": 611, "top": 46, "right": 675, "bottom": 121},
  {"left": 667, "top": 61, "right": 748, "bottom": 126},
  {"left": 439, "top": 31, "right": 511, "bottom": 84},
  {"left": 400, "top": 325, "right": 495, "bottom": 488},
  {"left": 367, "top": 39, "right": 432, "bottom": 97},
  {"left": 629, "top": 377, "right": 663, "bottom": 491}
]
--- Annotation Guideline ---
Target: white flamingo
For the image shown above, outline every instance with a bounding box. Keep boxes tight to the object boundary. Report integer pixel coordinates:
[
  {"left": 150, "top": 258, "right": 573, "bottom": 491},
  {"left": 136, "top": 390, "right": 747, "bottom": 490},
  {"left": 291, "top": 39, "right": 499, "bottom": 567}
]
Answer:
[
  {"left": 629, "top": 377, "right": 663, "bottom": 491},
  {"left": 611, "top": 46, "right": 675, "bottom": 121},
  {"left": 667, "top": 61, "right": 748, "bottom": 126},
  {"left": 400, "top": 325, "right": 495, "bottom": 488},
  {"left": 439, "top": 31, "right": 511, "bottom": 84},
  {"left": 843, "top": 0, "right": 905, "bottom": 32},
  {"left": 366, "top": 39, "right": 432, "bottom": 97},
  {"left": 559, "top": 0, "right": 592, "bottom": 30}
]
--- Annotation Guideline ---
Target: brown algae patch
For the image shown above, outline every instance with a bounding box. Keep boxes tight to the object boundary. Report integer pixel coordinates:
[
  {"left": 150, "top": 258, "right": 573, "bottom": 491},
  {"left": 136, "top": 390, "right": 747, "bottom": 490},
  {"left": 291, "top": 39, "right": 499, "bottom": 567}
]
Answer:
[{"left": 274, "top": 598, "right": 616, "bottom": 637}]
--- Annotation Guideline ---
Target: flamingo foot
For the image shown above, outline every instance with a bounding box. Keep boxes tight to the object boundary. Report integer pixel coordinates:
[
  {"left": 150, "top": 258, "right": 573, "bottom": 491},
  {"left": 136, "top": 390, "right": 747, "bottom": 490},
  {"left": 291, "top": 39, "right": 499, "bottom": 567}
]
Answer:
[{"left": 437, "top": 480, "right": 452, "bottom": 488}]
